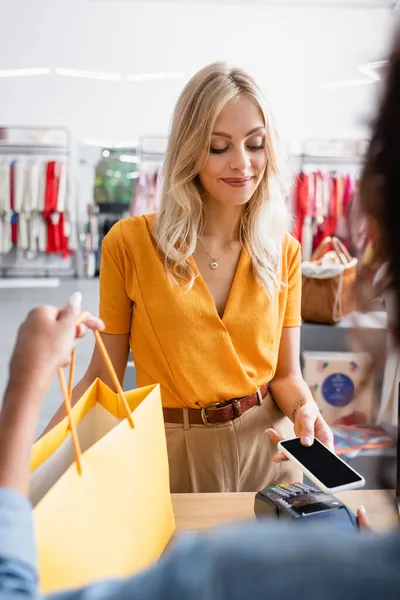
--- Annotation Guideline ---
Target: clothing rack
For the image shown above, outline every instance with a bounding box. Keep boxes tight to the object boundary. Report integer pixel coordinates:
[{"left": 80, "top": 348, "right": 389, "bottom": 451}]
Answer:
[
  {"left": 291, "top": 140, "right": 366, "bottom": 260},
  {"left": 139, "top": 135, "right": 167, "bottom": 163},
  {"left": 0, "top": 125, "right": 80, "bottom": 278},
  {"left": 295, "top": 138, "right": 367, "bottom": 170},
  {"left": 298, "top": 155, "right": 365, "bottom": 167},
  {"left": 0, "top": 144, "right": 70, "bottom": 156}
]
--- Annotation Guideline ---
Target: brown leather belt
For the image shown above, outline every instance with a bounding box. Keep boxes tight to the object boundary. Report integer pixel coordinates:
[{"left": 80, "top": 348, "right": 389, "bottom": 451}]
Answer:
[{"left": 163, "top": 383, "right": 269, "bottom": 426}]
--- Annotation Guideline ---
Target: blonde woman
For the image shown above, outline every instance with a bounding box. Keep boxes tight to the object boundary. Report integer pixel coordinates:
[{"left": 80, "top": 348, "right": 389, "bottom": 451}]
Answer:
[{"left": 45, "top": 63, "right": 334, "bottom": 493}]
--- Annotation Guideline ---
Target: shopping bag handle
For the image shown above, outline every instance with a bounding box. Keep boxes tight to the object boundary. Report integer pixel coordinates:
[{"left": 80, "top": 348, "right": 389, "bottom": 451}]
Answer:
[
  {"left": 56, "top": 312, "right": 135, "bottom": 475},
  {"left": 311, "top": 236, "right": 353, "bottom": 265}
]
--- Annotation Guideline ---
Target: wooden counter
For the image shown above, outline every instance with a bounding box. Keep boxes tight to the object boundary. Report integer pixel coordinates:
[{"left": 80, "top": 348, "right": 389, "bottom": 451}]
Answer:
[{"left": 172, "top": 490, "right": 399, "bottom": 532}]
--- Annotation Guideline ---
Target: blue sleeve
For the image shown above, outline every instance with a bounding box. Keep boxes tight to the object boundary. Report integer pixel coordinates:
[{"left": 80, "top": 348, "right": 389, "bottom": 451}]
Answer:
[
  {"left": 0, "top": 487, "right": 38, "bottom": 599},
  {"left": 0, "top": 486, "right": 399, "bottom": 600},
  {"left": 51, "top": 522, "right": 400, "bottom": 600}
]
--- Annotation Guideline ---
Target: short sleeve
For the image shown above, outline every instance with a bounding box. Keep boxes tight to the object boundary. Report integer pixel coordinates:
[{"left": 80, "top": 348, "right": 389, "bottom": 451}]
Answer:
[
  {"left": 99, "top": 221, "right": 133, "bottom": 334},
  {"left": 283, "top": 238, "right": 302, "bottom": 328}
]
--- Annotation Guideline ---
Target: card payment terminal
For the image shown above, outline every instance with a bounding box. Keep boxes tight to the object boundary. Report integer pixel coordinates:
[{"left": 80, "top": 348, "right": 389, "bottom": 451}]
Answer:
[{"left": 254, "top": 482, "right": 359, "bottom": 530}]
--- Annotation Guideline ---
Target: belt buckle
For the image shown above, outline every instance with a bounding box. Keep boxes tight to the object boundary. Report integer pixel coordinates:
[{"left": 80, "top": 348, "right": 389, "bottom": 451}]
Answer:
[{"left": 201, "top": 401, "right": 222, "bottom": 426}]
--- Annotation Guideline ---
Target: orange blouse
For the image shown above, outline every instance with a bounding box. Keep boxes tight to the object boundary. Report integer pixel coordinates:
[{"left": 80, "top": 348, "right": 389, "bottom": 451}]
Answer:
[{"left": 99, "top": 214, "right": 302, "bottom": 408}]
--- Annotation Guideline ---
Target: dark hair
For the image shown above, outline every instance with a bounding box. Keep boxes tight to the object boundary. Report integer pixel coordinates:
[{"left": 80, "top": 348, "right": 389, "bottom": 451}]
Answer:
[
  {"left": 355, "top": 29, "right": 400, "bottom": 495},
  {"left": 358, "top": 27, "right": 400, "bottom": 344}
]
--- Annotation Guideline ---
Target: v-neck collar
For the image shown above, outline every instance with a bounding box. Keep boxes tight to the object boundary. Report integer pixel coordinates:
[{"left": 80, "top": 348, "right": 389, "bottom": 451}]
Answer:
[{"left": 189, "top": 245, "right": 251, "bottom": 323}]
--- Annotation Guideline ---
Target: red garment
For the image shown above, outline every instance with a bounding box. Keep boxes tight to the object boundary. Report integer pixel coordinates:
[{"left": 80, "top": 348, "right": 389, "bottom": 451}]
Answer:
[
  {"left": 342, "top": 175, "right": 354, "bottom": 249},
  {"left": 312, "top": 172, "right": 325, "bottom": 251},
  {"left": 59, "top": 212, "right": 72, "bottom": 259},
  {"left": 324, "top": 174, "right": 337, "bottom": 239},
  {"left": 10, "top": 162, "right": 17, "bottom": 245},
  {"left": 343, "top": 174, "right": 353, "bottom": 215},
  {"left": 294, "top": 173, "right": 309, "bottom": 243},
  {"left": 309, "top": 172, "right": 318, "bottom": 219},
  {"left": 313, "top": 222, "right": 325, "bottom": 252},
  {"left": 43, "top": 161, "right": 60, "bottom": 214},
  {"left": 43, "top": 162, "right": 61, "bottom": 254}
]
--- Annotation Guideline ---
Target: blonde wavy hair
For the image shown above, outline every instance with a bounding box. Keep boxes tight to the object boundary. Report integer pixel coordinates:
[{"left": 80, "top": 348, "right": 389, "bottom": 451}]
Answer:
[{"left": 153, "top": 62, "right": 291, "bottom": 297}]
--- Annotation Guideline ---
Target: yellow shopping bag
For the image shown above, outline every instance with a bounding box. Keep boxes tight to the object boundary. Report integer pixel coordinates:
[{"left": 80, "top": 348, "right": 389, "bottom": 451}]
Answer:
[{"left": 30, "top": 329, "right": 175, "bottom": 594}]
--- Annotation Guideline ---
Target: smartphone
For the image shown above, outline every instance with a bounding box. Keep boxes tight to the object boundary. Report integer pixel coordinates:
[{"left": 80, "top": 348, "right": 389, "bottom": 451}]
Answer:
[{"left": 277, "top": 437, "right": 365, "bottom": 494}]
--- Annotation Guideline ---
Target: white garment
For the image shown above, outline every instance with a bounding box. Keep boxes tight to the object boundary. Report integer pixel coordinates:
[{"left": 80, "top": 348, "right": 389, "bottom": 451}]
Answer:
[
  {"left": 0, "top": 162, "right": 11, "bottom": 255},
  {"left": 301, "top": 216, "right": 313, "bottom": 261},
  {"left": 0, "top": 162, "right": 10, "bottom": 214},
  {"left": 65, "top": 171, "right": 78, "bottom": 251},
  {"left": 13, "top": 160, "right": 27, "bottom": 213},
  {"left": 38, "top": 215, "right": 47, "bottom": 253},
  {"left": 18, "top": 214, "right": 29, "bottom": 250},
  {"left": 29, "top": 212, "right": 39, "bottom": 254},
  {"left": 28, "top": 161, "right": 41, "bottom": 213},
  {"left": 0, "top": 215, "right": 12, "bottom": 255},
  {"left": 57, "top": 162, "right": 67, "bottom": 213},
  {"left": 37, "top": 164, "right": 45, "bottom": 212}
]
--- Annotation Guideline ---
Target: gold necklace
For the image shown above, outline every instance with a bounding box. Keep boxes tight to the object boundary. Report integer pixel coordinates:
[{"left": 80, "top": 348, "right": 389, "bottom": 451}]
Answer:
[{"left": 197, "top": 237, "right": 234, "bottom": 270}]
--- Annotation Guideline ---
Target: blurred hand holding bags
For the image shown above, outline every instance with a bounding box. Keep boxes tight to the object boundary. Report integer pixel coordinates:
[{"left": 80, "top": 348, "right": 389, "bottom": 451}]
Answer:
[{"left": 30, "top": 329, "right": 175, "bottom": 594}]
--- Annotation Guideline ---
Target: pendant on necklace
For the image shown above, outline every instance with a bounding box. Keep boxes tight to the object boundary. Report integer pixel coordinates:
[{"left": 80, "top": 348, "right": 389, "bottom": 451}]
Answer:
[{"left": 210, "top": 261, "right": 218, "bottom": 270}]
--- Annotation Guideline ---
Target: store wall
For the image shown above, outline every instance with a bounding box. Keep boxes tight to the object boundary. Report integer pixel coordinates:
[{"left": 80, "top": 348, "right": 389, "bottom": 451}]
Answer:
[{"left": 0, "top": 0, "right": 393, "bottom": 152}]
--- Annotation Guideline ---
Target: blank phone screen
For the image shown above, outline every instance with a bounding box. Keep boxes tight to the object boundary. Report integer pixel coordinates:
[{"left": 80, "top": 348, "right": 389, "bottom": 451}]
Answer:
[{"left": 280, "top": 438, "right": 363, "bottom": 488}]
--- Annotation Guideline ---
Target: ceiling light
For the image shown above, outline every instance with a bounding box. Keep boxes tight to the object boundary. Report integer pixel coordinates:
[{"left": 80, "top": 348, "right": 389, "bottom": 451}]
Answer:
[
  {"left": 359, "top": 60, "right": 387, "bottom": 81},
  {"left": 126, "top": 71, "right": 185, "bottom": 82},
  {"left": 55, "top": 68, "right": 122, "bottom": 81},
  {"left": 0, "top": 68, "right": 51, "bottom": 78},
  {"left": 119, "top": 154, "right": 140, "bottom": 163},
  {"left": 322, "top": 60, "right": 388, "bottom": 90},
  {"left": 83, "top": 138, "right": 116, "bottom": 147},
  {"left": 83, "top": 138, "right": 140, "bottom": 148},
  {"left": 113, "top": 140, "right": 140, "bottom": 148},
  {"left": 102, "top": 149, "right": 110, "bottom": 157},
  {"left": 322, "top": 78, "right": 376, "bottom": 90}
]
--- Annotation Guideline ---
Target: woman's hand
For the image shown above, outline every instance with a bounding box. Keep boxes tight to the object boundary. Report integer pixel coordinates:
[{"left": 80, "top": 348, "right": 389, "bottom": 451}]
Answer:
[
  {"left": 8, "top": 292, "right": 104, "bottom": 392},
  {"left": 267, "top": 400, "right": 335, "bottom": 462}
]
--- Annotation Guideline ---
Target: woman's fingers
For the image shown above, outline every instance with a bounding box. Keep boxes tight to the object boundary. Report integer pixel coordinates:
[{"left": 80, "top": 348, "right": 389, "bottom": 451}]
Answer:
[
  {"left": 82, "top": 315, "right": 105, "bottom": 331},
  {"left": 296, "top": 413, "right": 315, "bottom": 447},
  {"left": 314, "top": 416, "right": 336, "bottom": 452},
  {"left": 357, "top": 505, "right": 371, "bottom": 530},
  {"left": 75, "top": 315, "right": 104, "bottom": 339},
  {"left": 273, "top": 452, "right": 287, "bottom": 463},
  {"left": 266, "top": 428, "right": 282, "bottom": 444},
  {"left": 266, "top": 429, "right": 289, "bottom": 462},
  {"left": 76, "top": 324, "right": 88, "bottom": 339}
]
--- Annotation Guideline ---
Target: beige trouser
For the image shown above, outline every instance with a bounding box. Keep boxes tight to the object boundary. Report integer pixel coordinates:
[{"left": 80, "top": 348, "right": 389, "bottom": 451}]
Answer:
[{"left": 165, "top": 392, "right": 302, "bottom": 493}]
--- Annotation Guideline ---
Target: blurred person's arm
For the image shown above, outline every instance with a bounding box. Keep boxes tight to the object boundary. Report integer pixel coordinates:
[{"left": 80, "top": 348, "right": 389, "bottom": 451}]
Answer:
[{"left": 0, "top": 298, "right": 104, "bottom": 600}]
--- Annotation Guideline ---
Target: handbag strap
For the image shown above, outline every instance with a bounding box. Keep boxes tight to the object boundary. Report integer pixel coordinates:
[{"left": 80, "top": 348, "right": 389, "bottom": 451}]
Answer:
[
  {"left": 310, "top": 236, "right": 333, "bottom": 262},
  {"left": 311, "top": 236, "right": 354, "bottom": 266},
  {"left": 331, "top": 271, "right": 344, "bottom": 323},
  {"left": 331, "top": 237, "right": 353, "bottom": 265},
  {"left": 56, "top": 312, "right": 134, "bottom": 475}
]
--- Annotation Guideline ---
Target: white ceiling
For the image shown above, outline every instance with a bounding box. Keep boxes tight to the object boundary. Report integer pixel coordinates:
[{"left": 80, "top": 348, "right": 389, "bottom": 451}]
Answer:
[{"left": 94, "top": 0, "right": 395, "bottom": 7}]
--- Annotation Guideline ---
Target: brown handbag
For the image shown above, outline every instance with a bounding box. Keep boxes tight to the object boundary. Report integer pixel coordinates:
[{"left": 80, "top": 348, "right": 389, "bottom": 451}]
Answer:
[{"left": 301, "top": 237, "right": 358, "bottom": 324}]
